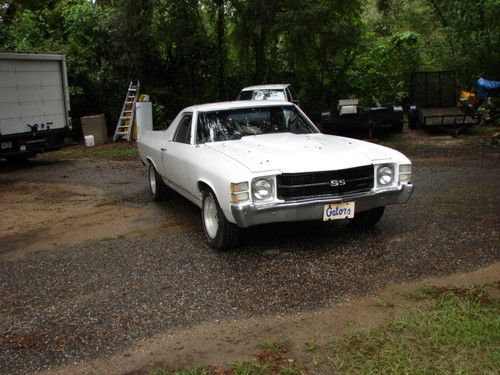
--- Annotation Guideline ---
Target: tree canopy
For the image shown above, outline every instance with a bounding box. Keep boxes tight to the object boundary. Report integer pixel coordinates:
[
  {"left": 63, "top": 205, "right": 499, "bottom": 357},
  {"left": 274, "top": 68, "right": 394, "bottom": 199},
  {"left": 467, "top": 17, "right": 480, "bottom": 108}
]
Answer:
[{"left": 1, "top": 0, "right": 498, "bottom": 130}]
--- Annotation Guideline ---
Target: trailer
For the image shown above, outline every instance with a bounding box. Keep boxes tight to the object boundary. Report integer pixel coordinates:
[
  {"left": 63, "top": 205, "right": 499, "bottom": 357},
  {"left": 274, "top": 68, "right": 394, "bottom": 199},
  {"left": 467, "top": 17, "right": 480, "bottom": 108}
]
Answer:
[
  {"left": 0, "top": 52, "right": 72, "bottom": 161},
  {"left": 408, "top": 71, "right": 478, "bottom": 135},
  {"left": 320, "top": 99, "right": 404, "bottom": 137}
]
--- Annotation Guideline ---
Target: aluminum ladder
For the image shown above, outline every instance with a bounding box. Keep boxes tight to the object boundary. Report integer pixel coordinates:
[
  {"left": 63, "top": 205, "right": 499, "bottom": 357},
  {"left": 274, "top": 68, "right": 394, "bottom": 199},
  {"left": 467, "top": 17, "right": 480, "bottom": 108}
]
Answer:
[{"left": 113, "top": 81, "right": 140, "bottom": 141}]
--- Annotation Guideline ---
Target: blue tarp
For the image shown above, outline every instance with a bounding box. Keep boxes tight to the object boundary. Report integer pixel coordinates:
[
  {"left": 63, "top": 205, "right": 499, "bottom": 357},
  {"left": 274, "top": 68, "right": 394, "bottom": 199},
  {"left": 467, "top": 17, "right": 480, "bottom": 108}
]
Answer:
[{"left": 476, "top": 77, "right": 500, "bottom": 99}]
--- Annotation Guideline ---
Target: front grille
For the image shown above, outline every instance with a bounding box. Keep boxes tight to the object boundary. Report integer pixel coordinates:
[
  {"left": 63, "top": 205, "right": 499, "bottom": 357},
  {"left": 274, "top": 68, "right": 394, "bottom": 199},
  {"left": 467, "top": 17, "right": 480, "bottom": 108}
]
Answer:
[{"left": 277, "top": 165, "right": 374, "bottom": 201}]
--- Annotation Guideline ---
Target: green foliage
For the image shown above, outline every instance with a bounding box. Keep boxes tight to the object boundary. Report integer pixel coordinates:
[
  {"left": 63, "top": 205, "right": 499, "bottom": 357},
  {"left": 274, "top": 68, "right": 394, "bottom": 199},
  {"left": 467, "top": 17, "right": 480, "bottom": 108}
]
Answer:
[
  {"left": 1, "top": 0, "right": 497, "bottom": 132},
  {"left": 348, "top": 29, "right": 421, "bottom": 106}
]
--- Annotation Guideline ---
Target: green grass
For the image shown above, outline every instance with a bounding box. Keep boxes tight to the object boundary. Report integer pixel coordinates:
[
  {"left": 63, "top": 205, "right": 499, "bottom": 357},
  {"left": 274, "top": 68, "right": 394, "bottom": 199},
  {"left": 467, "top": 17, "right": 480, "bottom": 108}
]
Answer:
[
  {"left": 260, "top": 339, "right": 288, "bottom": 353},
  {"left": 330, "top": 285, "right": 500, "bottom": 374},
  {"left": 37, "top": 142, "right": 139, "bottom": 160},
  {"left": 150, "top": 365, "right": 208, "bottom": 375},
  {"left": 375, "top": 299, "right": 395, "bottom": 308},
  {"left": 409, "top": 285, "right": 439, "bottom": 300},
  {"left": 41, "top": 146, "right": 138, "bottom": 160},
  {"left": 231, "top": 361, "right": 271, "bottom": 375},
  {"left": 304, "top": 342, "right": 319, "bottom": 352},
  {"left": 149, "top": 284, "right": 499, "bottom": 375}
]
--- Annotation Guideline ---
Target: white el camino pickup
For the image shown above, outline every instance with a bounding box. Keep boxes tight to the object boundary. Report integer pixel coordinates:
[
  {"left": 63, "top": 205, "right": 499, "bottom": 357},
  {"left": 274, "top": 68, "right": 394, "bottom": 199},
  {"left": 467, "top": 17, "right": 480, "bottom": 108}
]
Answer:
[{"left": 138, "top": 101, "right": 413, "bottom": 250}]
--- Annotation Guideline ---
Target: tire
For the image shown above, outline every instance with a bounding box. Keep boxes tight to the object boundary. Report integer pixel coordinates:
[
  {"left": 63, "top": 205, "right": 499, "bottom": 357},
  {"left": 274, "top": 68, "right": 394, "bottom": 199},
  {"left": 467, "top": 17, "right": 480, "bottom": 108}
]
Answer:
[
  {"left": 350, "top": 206, "right": 385, "bottom": 228},
  {"left": 148, "top": 162, "right": 170, "bottom": 201},
  {"left": 408, "top": 106, "right": 419, "bottom": 130},
  {"left": 201, "top": 188, "right": 242, "bottom": 250}
]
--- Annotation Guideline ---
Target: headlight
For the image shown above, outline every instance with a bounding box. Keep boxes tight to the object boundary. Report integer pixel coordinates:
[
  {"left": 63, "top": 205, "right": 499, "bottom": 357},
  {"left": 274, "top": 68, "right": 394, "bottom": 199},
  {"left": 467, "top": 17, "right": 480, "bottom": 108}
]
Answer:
[
  {"left": 252, "top": 178, "right": 273, "bottom": 201},
  {"left": 377, "top": 165, "right": 394, "bottom": 186},
  {"left": 399, "top": 164, "right": 412, "bottom": 183}
]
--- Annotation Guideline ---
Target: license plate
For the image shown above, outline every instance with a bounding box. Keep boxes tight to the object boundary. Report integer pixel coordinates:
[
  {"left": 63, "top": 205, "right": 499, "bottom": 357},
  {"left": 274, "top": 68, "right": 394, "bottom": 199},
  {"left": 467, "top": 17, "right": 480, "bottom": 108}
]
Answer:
[
  {"left": 323, "top": 202, "right": 355, "bottom": 221},
  {"left": 1, "top": 141, "right": 12, "bottom": 149}
]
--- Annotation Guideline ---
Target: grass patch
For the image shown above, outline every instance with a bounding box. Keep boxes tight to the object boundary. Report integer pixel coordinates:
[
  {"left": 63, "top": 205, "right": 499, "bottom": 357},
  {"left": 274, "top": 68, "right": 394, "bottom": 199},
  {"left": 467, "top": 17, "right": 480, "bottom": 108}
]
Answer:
[
  {"left": 231, "top": 361, "right": 271, "bottom": 375},
  {"left": 304, "top": 342, "right": 319, "bottom": 352},
  {"left": 260, "top": 340, "right": 288, "bottom": 353},
  {"left": 150, "top": 365, "right": 208, "bottom": 375},
  {"left": 39, "top": 143, "right": 138, "bottom": 160},
  {"left": 150, "top": 340, "right": 305, "bottom": 375},
  {"left": 330, "top": 284, "right": 500, "bottom": 374},
  {"left": 410, "top": 285, "right": 439, "bottom": 300},
  {"left": 375, "top": 299, "right": 395, "bottom": 308},
  {"left": 149, "top": 283, "right": 499, "bottom": 375}
]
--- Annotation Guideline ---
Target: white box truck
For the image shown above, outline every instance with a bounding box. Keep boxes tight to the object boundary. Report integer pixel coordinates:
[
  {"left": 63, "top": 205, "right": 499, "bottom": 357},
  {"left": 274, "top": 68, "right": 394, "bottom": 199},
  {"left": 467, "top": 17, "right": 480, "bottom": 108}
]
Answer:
[{"left": 0, "top": 52, "right": 72, "bottom": 160}]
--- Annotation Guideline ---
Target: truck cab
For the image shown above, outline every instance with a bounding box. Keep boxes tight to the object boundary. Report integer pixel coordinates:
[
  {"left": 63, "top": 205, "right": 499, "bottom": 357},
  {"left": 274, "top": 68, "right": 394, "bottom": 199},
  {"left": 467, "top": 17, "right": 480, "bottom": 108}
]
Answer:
[{"left": 237, "top": 84, "right": 299, "bottom": 106}]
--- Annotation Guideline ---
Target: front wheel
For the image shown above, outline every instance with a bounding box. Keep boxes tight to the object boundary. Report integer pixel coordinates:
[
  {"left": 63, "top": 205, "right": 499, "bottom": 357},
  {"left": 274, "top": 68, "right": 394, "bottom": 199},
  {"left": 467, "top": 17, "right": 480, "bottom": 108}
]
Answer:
[
  {"left": 350, "top": 206, "right": 385, "bottom": 228},
  {"left": 202, "top": 189, "right": 242, "bottom": 250}
]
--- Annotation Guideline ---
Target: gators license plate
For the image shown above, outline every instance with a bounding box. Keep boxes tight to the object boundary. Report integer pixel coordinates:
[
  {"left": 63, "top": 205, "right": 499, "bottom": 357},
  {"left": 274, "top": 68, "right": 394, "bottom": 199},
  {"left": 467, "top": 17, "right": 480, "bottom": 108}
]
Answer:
[{"left": 323, "top": 202, "right": 355, "bottom": 221}]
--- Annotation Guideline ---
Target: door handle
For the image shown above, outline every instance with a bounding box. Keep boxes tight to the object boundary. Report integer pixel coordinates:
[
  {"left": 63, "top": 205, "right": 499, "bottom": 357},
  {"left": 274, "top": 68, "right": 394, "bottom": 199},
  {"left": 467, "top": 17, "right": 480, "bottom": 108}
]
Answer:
[{"left": 161, "top": 147, "right": 167, "bottom": 151}]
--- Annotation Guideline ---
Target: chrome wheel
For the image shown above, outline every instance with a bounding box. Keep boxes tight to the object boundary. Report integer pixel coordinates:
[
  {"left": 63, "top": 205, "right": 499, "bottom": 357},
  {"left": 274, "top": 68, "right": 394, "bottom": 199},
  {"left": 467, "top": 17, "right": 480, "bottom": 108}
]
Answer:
[
  {"left": 149, "top": 164, "right": 157, "bottom": 195},
  {"left": 203, "top": 195, "right": 219, "bottom": 239}
]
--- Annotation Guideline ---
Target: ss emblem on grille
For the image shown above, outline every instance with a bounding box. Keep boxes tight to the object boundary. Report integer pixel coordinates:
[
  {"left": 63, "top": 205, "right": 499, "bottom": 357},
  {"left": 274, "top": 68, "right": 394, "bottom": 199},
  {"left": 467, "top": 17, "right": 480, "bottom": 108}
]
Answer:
[{"left": 330, "top": 179, "right": 346, "bottom": 187}]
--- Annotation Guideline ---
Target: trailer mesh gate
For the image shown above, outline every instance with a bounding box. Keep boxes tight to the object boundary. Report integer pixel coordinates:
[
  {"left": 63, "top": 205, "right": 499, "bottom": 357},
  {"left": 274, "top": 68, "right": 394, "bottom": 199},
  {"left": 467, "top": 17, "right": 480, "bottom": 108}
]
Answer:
[{"left": 410, "top": 71, "right": 456, "bottom": 108}]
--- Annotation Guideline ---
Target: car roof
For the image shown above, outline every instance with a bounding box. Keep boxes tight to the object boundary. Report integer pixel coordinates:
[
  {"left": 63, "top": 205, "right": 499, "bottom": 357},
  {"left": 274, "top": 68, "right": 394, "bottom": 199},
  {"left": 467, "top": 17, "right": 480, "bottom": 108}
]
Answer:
[
  {"left": 183, "top": 100, "right": 293, "bottom": 113},
  {"left": 240, "top": 84, "right": 290, "bottom": 91}
]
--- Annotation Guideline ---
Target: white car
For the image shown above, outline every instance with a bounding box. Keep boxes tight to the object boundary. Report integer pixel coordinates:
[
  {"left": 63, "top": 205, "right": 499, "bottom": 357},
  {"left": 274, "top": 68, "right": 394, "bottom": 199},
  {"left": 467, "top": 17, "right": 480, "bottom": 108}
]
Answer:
[
  {"left": 237, "top": 84, "right": 299, "bottom": 105},
  {"left": 138, "top": 101, "right": 413, "bottom": 250}
]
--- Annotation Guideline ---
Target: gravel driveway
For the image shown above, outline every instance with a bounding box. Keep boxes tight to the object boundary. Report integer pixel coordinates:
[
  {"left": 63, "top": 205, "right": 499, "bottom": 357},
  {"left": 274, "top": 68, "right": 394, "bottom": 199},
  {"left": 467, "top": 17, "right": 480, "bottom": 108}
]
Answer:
[{"left": 0, "top": 155, "right": 499, "bottom": 374}]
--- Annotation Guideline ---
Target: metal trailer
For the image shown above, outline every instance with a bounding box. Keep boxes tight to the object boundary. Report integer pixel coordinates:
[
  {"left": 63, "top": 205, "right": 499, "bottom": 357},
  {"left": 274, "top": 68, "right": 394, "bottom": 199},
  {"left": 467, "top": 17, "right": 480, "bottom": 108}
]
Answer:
[
  {"left": 0, "top": 52, "right": 72, "bottom": 161},
  {"left": 408, "top": 71, "right": 478, "bottom": 135}
]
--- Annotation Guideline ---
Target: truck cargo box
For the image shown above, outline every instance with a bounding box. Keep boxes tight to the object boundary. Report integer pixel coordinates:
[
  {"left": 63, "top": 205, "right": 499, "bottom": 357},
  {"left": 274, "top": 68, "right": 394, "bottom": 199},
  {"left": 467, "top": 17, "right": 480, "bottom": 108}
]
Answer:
[{"left": 0, "top": 52, "right": 72, "bottom": 160}]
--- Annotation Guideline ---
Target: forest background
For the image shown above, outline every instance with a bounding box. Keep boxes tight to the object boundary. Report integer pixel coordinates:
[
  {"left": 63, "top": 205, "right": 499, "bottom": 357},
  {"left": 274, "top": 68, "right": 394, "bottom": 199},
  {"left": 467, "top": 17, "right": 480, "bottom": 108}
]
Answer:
[{"left": 1, "top": 0, "right": 498, "bottom": 130}]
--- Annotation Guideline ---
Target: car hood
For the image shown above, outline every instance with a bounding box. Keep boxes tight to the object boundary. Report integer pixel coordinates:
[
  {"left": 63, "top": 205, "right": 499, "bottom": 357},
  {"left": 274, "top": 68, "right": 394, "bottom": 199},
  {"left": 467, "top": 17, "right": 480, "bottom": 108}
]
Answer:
[{"left": 205, "top": 133, "right": 406, "bottom": 173}]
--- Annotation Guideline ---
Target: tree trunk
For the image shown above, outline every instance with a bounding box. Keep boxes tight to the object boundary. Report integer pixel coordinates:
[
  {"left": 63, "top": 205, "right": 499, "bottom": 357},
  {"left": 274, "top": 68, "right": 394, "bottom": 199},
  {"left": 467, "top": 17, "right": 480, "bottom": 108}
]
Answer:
[
  {"left": 216, "top": 0, "right": 225, "bottom": 100},
  {"left": 254, "top": 30, "right": 266, "bottom": 83}
]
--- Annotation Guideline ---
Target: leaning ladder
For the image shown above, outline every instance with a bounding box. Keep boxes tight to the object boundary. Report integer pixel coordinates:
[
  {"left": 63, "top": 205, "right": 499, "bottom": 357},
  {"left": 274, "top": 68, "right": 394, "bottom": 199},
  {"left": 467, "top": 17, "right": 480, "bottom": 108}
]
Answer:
[{"left": 113, "top": 80, "right": 140, "bottom": 141}]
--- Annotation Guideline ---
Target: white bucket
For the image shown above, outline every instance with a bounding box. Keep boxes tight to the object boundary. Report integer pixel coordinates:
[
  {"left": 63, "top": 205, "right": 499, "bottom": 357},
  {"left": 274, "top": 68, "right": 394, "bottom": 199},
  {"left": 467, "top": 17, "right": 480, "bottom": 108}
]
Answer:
[{"left": 84, "top": 135, "right": 95, "bottom": 147}]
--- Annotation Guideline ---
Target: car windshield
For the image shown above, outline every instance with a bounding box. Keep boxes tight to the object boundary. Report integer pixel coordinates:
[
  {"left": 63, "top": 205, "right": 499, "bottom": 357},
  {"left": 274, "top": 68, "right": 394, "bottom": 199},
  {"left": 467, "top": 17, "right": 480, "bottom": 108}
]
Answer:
[
  {"left": 239, "top": 89, "right": 286, "bottom": 101},
  {"left": 197, "top": 106, "right": 317, "bottom": 143}
]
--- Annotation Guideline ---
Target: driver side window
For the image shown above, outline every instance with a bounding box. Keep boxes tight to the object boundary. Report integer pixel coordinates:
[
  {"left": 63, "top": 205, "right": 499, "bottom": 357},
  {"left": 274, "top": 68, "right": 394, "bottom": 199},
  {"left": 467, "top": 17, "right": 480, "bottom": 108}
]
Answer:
[{"left": 173, "top": 114, "right": 192, "bottom": 144}]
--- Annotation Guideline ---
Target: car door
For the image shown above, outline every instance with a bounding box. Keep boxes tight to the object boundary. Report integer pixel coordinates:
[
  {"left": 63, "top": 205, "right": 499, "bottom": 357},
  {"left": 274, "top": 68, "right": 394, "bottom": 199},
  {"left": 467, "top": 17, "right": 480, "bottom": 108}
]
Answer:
[{"left": 161, "top": 113, "right": 193, "bottom": 193}]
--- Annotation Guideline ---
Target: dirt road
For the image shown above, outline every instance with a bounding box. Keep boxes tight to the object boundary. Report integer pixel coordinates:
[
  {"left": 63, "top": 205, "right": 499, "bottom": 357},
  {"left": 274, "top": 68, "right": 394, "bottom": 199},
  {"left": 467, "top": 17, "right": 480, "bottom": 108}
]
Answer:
[{"left": 0, "top": 154, "right": 499, "bottom": 374}]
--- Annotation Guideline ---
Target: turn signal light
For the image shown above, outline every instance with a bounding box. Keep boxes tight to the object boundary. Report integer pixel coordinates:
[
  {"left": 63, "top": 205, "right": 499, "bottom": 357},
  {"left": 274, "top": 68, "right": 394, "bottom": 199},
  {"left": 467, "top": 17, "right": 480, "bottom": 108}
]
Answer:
[{"left": 231, "top": 192, "right": 249, "bottom": 203}]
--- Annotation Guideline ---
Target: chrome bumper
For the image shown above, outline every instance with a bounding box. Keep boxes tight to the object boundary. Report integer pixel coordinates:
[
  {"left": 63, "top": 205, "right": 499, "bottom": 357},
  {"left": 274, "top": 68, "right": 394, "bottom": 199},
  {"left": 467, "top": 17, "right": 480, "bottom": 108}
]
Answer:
[{"left": 231, "top": 184, "right": 414, "bottom": 228}]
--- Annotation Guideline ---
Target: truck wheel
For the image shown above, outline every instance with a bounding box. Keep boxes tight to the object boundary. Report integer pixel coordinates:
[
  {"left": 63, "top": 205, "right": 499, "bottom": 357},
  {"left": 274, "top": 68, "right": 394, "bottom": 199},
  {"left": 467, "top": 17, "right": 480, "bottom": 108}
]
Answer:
[
  {"left": 202, "top": 189, "right": 242, "bottom": 250},
  {"left": 350, "top": 206, "right": 385, "bottom": 228},
  {"left": 148, "top": 162, "right": 170, "bottom": 201}
]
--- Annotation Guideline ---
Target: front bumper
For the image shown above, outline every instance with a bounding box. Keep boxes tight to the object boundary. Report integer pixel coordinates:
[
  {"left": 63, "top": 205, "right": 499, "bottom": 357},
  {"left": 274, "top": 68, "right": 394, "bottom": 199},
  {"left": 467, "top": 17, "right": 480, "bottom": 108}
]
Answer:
[{"left": 231, "top": 184, "right": 413, "bottom": 228}]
